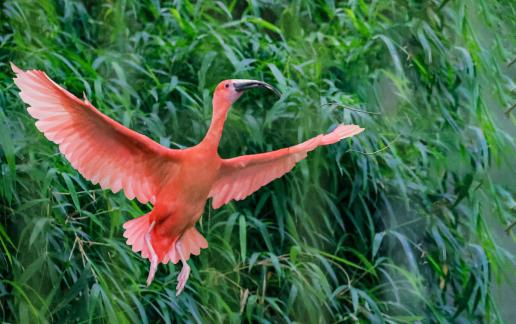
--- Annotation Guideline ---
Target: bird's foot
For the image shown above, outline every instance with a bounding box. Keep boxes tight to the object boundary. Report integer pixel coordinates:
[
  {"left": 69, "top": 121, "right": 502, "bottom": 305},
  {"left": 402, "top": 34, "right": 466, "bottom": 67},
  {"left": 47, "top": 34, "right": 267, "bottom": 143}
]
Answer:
[
  {"left": 145, "top": 221, "right": 158, "bottom": 287},
  {"left": 175, "top": 263, "right": 191, "bottom": 296},
  {"left": 175, "top": 240, "right": 190, "bottom": 296},
  {"left": 146, "top": 255, "right": 158, "bottom": 287}
]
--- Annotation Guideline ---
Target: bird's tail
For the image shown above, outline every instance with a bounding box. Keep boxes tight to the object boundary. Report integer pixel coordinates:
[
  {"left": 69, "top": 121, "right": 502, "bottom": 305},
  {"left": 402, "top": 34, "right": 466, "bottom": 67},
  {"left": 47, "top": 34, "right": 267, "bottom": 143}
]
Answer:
[
  {"left": 123, "top": 212, "right": 154, "bottom": 259},
  {"left": 122, "top": 213, "right": 208, "bottom": 264},
  {"left": 122, "top": 213, "right": 208, "bottom": 290},
  {"left": 162, "top": 227, "right": 208, "bottom": 264}
]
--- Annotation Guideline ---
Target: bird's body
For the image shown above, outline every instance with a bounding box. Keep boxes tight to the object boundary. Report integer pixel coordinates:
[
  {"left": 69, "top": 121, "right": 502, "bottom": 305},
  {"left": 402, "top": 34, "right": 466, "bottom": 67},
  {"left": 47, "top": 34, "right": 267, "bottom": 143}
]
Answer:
[
  {"left": 12, "top": 64, "right": 364, "bottom": 295},
  {"left": 146, "top": 145, "right": 220, "bottom": 260}
]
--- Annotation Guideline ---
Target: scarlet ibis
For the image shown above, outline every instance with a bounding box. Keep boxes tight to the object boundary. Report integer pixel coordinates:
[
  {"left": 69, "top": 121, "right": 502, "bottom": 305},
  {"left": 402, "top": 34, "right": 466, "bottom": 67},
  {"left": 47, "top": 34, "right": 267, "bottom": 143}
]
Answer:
[{"left": 12, "top": 63, "right": 364, "bottom": 295}]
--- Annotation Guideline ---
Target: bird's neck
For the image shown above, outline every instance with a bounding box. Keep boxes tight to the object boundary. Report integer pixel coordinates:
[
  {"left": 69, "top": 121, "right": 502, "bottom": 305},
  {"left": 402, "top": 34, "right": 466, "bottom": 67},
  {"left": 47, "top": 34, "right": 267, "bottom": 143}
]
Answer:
[{"left": 201, "top": 97, "right": 231, "bottom": 151}]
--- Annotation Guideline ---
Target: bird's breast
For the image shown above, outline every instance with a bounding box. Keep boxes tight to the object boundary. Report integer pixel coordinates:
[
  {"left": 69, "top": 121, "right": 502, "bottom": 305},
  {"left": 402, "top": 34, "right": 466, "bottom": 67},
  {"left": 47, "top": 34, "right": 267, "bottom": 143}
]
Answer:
[{"left": 172, "top": 153, "right": 221, "bottom": 201}]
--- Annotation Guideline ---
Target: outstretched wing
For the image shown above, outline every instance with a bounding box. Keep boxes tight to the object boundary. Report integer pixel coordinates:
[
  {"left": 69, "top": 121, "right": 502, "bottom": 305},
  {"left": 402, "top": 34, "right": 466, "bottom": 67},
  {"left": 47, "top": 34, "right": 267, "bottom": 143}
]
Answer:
[
  {"left": 12, "top": 64, "right": 181, "bottom": 204},
  {"left": 209, "top": 124, "right": 364, "bottom": 208}
]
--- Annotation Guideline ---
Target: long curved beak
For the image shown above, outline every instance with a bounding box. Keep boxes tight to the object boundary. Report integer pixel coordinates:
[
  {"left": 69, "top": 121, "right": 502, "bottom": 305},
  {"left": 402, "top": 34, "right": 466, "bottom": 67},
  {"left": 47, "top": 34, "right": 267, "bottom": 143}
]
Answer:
[{"left": 233, "top": 80, "right": 281, "bottom": 97}]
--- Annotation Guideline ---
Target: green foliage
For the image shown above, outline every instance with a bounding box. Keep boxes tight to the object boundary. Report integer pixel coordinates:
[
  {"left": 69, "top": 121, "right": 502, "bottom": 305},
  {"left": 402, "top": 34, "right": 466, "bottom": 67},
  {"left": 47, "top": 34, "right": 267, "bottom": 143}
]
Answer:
[{"left": 1, "top": 0, "right": 515, "bottom": 322}]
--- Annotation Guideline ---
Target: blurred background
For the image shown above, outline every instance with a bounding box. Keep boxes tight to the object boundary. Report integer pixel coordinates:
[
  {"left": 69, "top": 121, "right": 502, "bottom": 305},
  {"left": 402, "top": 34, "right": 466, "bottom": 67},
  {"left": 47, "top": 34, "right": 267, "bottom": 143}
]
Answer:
[{"left": 1, "top": 0, "right": 515, "bottom": 322}]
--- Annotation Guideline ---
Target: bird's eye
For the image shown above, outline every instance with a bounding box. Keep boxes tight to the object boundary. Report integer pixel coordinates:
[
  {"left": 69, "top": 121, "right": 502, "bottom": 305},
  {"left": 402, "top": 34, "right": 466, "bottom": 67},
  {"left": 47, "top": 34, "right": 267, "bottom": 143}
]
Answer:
[{"left": 225, "top": 83, "right": 230, "bottom": 88}]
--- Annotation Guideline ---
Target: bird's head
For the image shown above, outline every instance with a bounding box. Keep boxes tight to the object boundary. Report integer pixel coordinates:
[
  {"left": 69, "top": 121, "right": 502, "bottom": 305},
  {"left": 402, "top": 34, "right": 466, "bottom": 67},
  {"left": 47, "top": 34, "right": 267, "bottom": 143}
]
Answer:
[{"left": 214, "top": 79, "right": 281, "bottom": 107}]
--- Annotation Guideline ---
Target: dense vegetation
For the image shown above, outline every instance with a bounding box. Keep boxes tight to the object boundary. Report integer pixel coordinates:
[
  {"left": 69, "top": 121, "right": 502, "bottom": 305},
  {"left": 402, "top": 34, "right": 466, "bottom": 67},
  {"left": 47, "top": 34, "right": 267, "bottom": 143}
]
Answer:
[{"left": 1, "top": 0, "right": 515, "bottom": 322}]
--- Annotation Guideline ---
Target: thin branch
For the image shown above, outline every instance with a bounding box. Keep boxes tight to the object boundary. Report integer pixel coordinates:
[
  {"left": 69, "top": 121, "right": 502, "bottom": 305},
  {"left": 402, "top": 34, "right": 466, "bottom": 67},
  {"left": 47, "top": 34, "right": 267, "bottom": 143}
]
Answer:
[
  {"left": 347, "top": 134, "right": 402, "bottom": 156},
  {"left": 437, "top": 0, "right": 450, "bottom": 12},
  {"left": 68, "top": 237, "right": 78, "bottom": 261},
  {"left": 438, "top": 0, "right": 451, "bottom": 12},
  {"left": 322, "top": 102, "right": 382, "bottom": 115},
  {"left": 505, "top": 220, "right": 516, "bottom": 235},
  {"left": 504, "top": 103, "right": 516, "bottom": 118}
]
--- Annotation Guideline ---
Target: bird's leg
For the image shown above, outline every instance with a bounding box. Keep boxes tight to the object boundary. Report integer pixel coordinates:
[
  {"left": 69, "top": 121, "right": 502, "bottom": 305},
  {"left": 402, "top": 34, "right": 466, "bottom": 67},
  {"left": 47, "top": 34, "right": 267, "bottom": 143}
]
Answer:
[
  {"left": 145, "top": 221, "right": 158, "bottom": 287},
  {"left": 175, "top": 240, "right": 191, "bottom": 296}
]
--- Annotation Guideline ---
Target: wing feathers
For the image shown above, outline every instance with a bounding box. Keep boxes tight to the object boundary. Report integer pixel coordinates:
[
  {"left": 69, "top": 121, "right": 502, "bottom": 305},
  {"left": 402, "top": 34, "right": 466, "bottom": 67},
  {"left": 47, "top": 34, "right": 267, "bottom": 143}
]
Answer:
[
  {"left": 12, "top": 64, "right": 181, "bottom": 204},
  {"left": 210, "top": 124, "right": 364, "bottom": 208}
]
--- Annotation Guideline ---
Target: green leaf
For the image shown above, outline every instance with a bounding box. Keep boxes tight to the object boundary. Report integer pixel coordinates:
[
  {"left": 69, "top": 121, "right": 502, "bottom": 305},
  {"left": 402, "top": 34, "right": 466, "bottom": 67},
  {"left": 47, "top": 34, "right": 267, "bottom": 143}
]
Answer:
[
  {"left": 239, "top": 214, "right": 247, "bottom": 261},
  {"left": 61, "top": 173, "right": 81, "bottom": 211},
  {"left": 245, "top": 17, "right": 282, "bottom": 35},
  {"left": 268, "top": 63, "right": 286, "bottom": 87},
  {"left": 289, "top": 245, "right": 300, "bottom": 264},
  {"left": 372, "top": 231, "right": 386, "bottom": 258}
]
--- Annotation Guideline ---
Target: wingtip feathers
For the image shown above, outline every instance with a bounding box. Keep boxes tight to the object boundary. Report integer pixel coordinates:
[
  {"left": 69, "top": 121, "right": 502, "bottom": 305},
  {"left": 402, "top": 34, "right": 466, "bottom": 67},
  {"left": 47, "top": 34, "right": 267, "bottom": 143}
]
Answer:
[{"left": 10, "top": 62, "right": 22, "bottom": 74}]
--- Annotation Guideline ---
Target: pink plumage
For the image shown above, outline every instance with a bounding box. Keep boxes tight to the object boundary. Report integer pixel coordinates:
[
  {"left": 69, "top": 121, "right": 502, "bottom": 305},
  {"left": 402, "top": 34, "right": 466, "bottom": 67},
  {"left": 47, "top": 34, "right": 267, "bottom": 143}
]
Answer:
[{"left": 12, "top": 64, "right": 364, "bottom": 295}]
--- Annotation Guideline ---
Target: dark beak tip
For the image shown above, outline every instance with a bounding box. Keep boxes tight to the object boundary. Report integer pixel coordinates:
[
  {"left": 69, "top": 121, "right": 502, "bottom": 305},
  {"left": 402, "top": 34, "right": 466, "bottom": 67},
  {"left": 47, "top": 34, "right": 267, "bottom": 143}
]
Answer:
[
  {"left": 234, "top": 80, "right": 282, "bottom": 98},
  {"left": 271, "top": 88, "right": 282, "bottom": 97}
]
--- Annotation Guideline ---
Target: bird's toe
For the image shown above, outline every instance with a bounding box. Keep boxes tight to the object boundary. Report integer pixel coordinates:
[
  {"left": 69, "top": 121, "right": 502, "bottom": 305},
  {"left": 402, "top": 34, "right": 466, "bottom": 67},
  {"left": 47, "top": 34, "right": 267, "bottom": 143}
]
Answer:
[{"left": 175, "top": 265, "right": 191, "bottom": 296}]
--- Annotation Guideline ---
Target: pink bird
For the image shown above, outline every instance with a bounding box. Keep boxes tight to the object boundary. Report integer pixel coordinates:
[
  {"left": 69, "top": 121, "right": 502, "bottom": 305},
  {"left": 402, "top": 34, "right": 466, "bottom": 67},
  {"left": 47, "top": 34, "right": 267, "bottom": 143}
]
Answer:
[{"left": 11, "top": 63, "right": 364, "bottom": 295}]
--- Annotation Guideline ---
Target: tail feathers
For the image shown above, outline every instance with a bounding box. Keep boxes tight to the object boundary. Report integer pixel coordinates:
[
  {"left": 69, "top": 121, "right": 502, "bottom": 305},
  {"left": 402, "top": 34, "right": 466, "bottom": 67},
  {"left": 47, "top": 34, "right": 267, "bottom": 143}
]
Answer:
[
  {"left": 162, "top": 227, "right": 208, "bottom": 264},
  {"left": 123, "top": 214, "right": 208, "bottom": 264},
  {"left": 123, "top": 213, "right": 152, "bottom": 259}
]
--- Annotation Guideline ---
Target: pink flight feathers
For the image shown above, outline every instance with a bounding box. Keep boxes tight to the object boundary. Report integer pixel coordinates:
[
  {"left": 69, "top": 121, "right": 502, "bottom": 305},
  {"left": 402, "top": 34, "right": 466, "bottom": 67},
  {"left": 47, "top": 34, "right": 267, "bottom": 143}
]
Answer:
[{"left": 12, "top": 63, "right": 364, "bottom": 295}]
